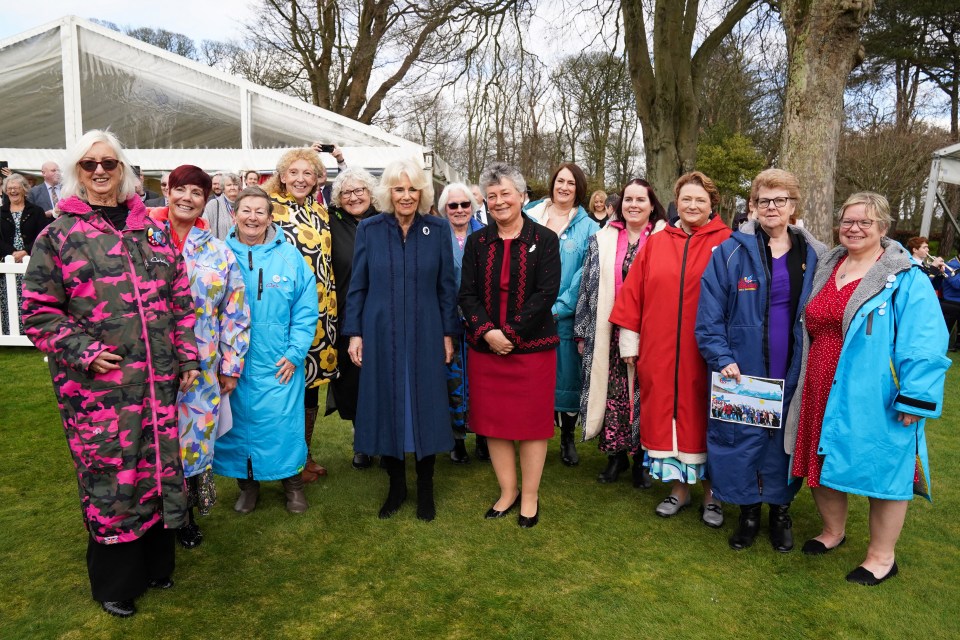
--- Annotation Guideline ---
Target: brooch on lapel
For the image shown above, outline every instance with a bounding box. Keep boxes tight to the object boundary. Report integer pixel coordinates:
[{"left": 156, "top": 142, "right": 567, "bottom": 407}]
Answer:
[
  {"left": 422, "top": 226, "right": 430, "bottom": 236},
  {"left": 529, "top": 244, "right": 537, "bottom": 253},
  {"left": 147, "top": 227, "right": 167, "bottom": 247}
]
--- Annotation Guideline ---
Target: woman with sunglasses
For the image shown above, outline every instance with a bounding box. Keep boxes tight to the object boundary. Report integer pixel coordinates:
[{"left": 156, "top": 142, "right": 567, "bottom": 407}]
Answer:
[
  {"left": 21, "top": 130, "right": 200, "bottom": 618},
  {"left": 325, "top": 168, "right": 378, "bottom": 469},
  {"left": 439, "top": 182, "right": 485, "bottom": 464},
  {"left": 696, "top": 169, "right": 825, "bottom": 553},
  {"left": 786, "top": 192, "right": 950, "bottom": 585}
]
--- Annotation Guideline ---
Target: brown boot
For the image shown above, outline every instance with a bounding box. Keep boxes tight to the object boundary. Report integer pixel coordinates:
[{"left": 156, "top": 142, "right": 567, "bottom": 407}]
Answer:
[
  {"left": 234, "top": 479, "right": 260, "bottom": 514},
  {"left": 303, "top": 407, "right": 326, "bottom": 482},
  {"left": 282, "top": 475, "right": 309, "bottom": 514}
]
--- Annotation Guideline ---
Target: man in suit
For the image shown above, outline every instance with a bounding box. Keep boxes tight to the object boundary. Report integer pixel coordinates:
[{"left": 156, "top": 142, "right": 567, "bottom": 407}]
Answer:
[
  {"left": 145, "top": 172, "right": 170, "bottom": 207},
  {"left": 27, "top": 161, "right": 61, "bottom": 218},
  {"left": 132, "top": 167, "right": 160, "bottom": 204},
  {"left": 470, "top": 184, "right": 488, "bottom": 225}
]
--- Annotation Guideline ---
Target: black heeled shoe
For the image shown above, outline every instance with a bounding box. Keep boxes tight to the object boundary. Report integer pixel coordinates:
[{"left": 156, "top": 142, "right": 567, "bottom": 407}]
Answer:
[
  {"left": 518, "top": 500, "right": 539, "bottom": 528},
  {"left": 484, "top": 493, "right": 521, "bottom": 519}
]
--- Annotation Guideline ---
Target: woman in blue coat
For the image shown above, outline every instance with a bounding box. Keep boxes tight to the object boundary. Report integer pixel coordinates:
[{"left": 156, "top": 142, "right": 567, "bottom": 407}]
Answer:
[
  {"left": 214, "top": 187, "right": 319, "bottom": 515},
  {"left": 524, "top": 163, "right": 599, "bottom": 465},
  {"left": 696, "top": 169, "right": 825, "bottom": 553},
  {"left": 787, "top": 192, "right": 950, "bottom": 586},
  {"left": 344, "top": 159, "right": 459, "bottom": 522}
]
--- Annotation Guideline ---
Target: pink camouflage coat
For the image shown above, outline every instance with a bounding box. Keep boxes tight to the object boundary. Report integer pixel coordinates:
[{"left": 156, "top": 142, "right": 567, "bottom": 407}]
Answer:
[{"left": 21, "top": 195, "right": 199, "bottom": 544}]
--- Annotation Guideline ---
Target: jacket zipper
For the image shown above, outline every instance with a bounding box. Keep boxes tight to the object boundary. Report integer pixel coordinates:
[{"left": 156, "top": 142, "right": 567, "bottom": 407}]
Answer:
[
  {"left": 258, "top": 268, "right": 263, "bottom": 301},
  {"left": 673, "top": 233, "right": 692, "bottom": 420}
]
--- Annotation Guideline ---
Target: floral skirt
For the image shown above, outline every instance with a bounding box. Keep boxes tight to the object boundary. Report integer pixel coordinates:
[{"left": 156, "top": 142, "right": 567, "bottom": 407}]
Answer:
[
  {"left": 598, "top": 327, "right": 640, "bottom": 455},
  {"left": 186, "top": 470, "right": 218, "bottom": 516}
]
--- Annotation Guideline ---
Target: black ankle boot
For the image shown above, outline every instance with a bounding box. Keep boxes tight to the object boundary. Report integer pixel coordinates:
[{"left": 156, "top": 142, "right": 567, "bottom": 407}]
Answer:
[
  {"left": 450, "top": 439, "right": 470, "bottom": 464},
  {"left": 379, "top": 456, "right": 407, "bottom": 519},
  {"left": 559, "top": 413, "right": 579, "bottom": 466},
  {"left": 415, "top": 455, "right": 436, "bottom": 521},
  {"left": 631, "top": 456, "right": 652, "bottom": 489},
  {"left": 769, "top": 503, "right": 794, "bottom": 553},
  {"left": 597, "top": 452, "right": 630, "bottom": 483},
  {"left": 728, "top": 503, "right": 762, "bottom": 550}
]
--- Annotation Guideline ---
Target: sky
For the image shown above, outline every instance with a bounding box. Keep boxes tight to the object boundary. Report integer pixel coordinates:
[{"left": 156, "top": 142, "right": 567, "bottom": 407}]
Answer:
[{"left": 1, "top": 2, "right": 256, "bottom": 45}]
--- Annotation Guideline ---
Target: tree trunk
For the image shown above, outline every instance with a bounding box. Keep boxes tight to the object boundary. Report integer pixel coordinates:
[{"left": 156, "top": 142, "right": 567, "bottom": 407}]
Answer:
[{"left": 779, "top": 0, "right": 874, "bottom": 245}]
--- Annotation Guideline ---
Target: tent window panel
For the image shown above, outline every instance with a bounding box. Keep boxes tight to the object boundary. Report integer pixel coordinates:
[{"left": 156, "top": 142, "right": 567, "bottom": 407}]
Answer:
[
  {"left": 77, "top": 30, "right": 242, "bottom": 148},
  {"left": 0, "top": 29, "right": 66, "bottom": 147}
]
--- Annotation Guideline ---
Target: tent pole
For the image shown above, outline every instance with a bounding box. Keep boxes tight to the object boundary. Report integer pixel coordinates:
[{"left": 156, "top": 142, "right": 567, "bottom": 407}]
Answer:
[{"left": 60, "top": 17, "right": 83, "bottom": 147}]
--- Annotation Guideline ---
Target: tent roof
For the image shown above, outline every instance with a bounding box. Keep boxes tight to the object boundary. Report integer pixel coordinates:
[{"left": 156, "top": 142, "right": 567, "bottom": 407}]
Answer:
[{"left": 0, "top": 16, "right": 456, "bottom": 182}]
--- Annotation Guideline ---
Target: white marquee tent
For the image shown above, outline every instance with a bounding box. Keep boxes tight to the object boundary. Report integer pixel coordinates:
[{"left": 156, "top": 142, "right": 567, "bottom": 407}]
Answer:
[
  {"left": 0, "top": 15, "right": 458, "bottom": 183},
  {"left": 921, "top": 141, "right": 960, "bottom": 238}
]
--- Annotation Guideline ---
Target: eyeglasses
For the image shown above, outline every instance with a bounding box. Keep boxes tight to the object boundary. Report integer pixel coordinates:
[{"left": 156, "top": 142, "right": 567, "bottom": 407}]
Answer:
[
  {"left": 77, "top": 158, "right": 120, "bottom": 172},
  {"left": 839, "top": 218, "right": 875, "bottom": 230},
  {"left": 342, "top": 187, "right": 367, "bottom": 199},
  {"left": 756, "top": 197, "right": 796, "bottom": 209},
  {"left": 447, "top": 201, "right": 472, "bottom": 210}
]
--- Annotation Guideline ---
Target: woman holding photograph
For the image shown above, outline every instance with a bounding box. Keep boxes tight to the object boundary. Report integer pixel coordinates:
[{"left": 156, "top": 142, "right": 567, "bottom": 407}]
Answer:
[{"left": 696, "top": 169, "right": 825, "bottom": 552}]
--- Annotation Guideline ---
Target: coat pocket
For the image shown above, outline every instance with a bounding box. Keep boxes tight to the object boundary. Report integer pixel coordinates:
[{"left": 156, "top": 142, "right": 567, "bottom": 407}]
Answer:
[{"left": 67, "top": 415, "right": 125, "bottom": 473}]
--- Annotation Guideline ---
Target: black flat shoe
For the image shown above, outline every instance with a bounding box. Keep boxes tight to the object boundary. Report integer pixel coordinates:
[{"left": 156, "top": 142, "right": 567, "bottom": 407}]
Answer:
[
  {"left": 518, "top": 501, "right": 539, "bottom": 528},
  {"left": 484, "top": 493, "right": 521, "bottom": 519},
  {"left": 100, "top": 600, "right": 136, "bottom": 618},
  {"left": 148, "top": 577, "right": 174, "bottom": 590},
  {"left": 801, "top": 536, "right": 846, "bottom": 556},
  {"left": 846, "top": 562, "right": 898, "bottom": 586},
  {"left": 352, "top": 453, "right": 373, "bottom": 469}
]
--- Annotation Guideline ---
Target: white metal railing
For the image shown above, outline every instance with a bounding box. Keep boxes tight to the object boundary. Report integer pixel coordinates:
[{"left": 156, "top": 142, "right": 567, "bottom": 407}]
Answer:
[{"left": 1, "top": 255, "right": 32, "bottom": 346}]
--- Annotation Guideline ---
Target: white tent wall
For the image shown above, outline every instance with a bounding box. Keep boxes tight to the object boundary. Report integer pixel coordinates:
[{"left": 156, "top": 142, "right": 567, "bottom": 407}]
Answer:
[{"left": 0, "top": 16, "right": 457, "bottom": 188}]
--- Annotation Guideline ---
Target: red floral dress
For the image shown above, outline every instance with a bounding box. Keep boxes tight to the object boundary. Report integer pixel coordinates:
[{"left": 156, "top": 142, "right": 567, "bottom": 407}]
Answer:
[{"left": 791, "top": 260, "right": 859, "bottom": 486}]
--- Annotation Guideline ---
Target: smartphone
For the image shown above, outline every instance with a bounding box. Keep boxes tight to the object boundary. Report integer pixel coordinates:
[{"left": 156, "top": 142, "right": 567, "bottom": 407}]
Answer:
[
  {"left": 319, "top": 144, "right": 335, "bottom": 153},
  {"left": 0, "top": 160, "right": 8, "bottom": 171}
]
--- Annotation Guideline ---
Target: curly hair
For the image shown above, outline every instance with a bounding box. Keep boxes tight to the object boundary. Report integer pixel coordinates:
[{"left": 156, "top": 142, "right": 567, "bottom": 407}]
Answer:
[{"left": 261, "top": 148, "right": 324, "bottom": 198}]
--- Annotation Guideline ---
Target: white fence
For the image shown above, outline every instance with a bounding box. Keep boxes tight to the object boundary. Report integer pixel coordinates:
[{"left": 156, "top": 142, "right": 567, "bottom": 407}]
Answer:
[{"left": 1, "top": 255, "right": 32, "bottom": 346}]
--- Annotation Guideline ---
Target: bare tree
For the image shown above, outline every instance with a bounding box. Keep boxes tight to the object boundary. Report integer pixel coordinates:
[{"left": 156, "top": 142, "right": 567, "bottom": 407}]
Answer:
[
  {"left": 777, "top": 0, "right": 874, "bottom": 244},
  {"left": 253, "top": 0, "right": 530, "bottom": 124},
  {"left": 622, "top": 0, "right": 761, "bottom": 200}
]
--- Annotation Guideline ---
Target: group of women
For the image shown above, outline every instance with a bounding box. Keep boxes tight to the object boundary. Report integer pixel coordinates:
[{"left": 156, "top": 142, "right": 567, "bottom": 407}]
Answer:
[{"left": 18, "top": 129, "right": 951, "bottom": 619}]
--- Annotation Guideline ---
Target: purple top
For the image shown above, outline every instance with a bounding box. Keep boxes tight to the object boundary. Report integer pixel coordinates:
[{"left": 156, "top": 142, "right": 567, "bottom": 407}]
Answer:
[{"left": 767, "top": 254, "right": 791, "bottom": 379}]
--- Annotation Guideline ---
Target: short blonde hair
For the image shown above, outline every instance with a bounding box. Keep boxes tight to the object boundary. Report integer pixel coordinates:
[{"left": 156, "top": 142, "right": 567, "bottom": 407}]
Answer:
[
  {"left": 61, "top": 129, "right": 138, "bottom": 203},
  {"left": 838, "top": 191, "right": 892, "bottom": 232},
  {"left": 375, "top": 158, "right": 434, "bottom": 215},
  {"left": 261, "top": 148, "right": 324, "bottom": 198}
]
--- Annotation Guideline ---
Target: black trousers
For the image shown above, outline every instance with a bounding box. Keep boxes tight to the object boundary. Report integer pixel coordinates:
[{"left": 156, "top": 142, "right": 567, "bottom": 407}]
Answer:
[
  {"left": 86, "top": 523, "right": 176, "bottom": 602},
  {"left": 942, "top": 299, "right": 960, "bottom": 349}
]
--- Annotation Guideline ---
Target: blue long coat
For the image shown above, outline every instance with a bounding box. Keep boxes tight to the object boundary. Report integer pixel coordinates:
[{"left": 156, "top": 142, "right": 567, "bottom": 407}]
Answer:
[
  {"left": 523, "top": 200, "right": 599, "bottom": 411},
  {"left": 696, "top": 221, "right": 824, "bottom": 504},
  {"left": 343, "top": 213, "right": 459, "bottom": 460},
  {"left": 785, "top": 239, "right": 951, "bottom": 500},
  {"left": 214, "top": 225, "right": 319, "bottom": 481}
]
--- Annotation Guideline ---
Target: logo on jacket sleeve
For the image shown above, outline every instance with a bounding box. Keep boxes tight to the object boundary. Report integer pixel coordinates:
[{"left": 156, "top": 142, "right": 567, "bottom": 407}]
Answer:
[{"left": 738, "top": 275, "right": 758, "bottom": 291}]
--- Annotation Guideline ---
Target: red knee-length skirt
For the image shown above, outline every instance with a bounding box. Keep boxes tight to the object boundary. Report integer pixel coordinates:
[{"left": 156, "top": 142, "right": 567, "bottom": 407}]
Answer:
[{"left": 468, "top": 348, "right": 556, "bottom": 440}]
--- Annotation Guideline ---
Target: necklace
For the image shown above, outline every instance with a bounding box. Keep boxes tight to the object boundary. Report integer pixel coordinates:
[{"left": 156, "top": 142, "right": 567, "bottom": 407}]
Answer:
[{"left": 838, "top": 246, "right": 883, "bottom": 280}]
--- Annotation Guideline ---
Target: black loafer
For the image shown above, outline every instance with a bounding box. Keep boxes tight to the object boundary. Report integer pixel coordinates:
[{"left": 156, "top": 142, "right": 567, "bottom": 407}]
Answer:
[
  {"left": 148, "top": 577, "right": 174, "bottom": 590},
  {"left": 846, "top": 562, "right": 898, "bottom": 586},
  {"left": 518, "top": 501, "right": 539, "bottom": 528},
  {"left": 484, "top": 493, "right": 520, "bottom": 519},
  {"left": 100, "top": 600, "right": 136, "bottom": 618},
  {"left": 801, "top": 536, "right": 846, "bottom": 556},
  {"left": 352, "top": 453, "right": 373, "bottom": 470}
]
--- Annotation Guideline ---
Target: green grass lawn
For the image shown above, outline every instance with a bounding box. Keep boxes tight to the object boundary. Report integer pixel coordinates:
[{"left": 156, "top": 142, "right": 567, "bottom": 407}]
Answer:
[{"left": 1, "top": 345, "right": 958, "bottom": 639}]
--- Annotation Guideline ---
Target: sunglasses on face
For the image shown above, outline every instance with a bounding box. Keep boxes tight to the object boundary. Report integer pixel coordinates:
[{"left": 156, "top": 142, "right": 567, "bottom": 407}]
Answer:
[
  {"left": 447, "top": 201, "right": 472, "bottom": 210},
  {"left": 78, "top": 158, "right": 120, "bottom": 172}
]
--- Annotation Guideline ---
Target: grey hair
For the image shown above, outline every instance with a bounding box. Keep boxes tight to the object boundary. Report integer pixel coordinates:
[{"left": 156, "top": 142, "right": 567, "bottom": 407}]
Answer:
[
  {"left": 438, "top": 182, "right": 477, "bottom": 212},
  {"left": 2, "top": 172, "right": 30, "bottom": 193},
  {"left": 222, "top": 172, "right": 242, "bottom": 187},
  {"left": 234, "top": 186, "right": 271, "bottom": 212},
  {"left": 374, "top": 158, "right": 434, "bottom": 215},
  {"left": 61, "top": 129, "right": 139, "bottom": 202},
  {"left": 331, "top": 167, "right": 379, "bottom": 209},
  {"left": 479, "top": 162, "right": 526, "bottom": 197}
]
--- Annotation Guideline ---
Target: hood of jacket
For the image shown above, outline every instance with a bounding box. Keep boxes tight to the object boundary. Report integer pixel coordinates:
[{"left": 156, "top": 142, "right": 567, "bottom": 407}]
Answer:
[{"left": 57, "top": 194, "right": 149, "bottom": 230}]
